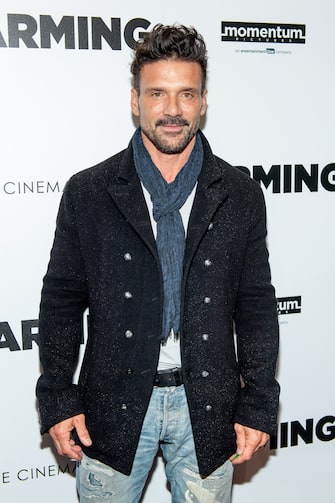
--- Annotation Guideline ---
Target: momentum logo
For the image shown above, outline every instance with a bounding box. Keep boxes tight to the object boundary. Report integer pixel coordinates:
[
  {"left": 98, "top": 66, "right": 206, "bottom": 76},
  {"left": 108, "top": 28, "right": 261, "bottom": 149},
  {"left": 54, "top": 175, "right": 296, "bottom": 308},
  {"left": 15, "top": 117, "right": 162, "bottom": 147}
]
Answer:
[
  {"left": 221, "top": 21, "right": 306, "bottom": 44},
  {"left": 277, "top": 296, "right": 302, "bottom": 315}
]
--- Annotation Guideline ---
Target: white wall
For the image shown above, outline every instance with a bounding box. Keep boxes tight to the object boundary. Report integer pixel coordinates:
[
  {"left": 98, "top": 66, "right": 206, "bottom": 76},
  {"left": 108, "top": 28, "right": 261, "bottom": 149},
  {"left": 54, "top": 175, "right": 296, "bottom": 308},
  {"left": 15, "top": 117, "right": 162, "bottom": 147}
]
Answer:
[{"left": 1, "top": 0, "right": 334, "bottom": 501}]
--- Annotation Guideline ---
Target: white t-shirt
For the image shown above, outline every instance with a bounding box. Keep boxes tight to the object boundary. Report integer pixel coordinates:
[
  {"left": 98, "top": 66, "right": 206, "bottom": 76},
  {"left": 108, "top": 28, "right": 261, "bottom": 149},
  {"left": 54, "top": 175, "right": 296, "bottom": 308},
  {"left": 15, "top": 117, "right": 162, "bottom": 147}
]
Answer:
[{"left": 142, "top": 184, "right": 197, "bottom": 371}]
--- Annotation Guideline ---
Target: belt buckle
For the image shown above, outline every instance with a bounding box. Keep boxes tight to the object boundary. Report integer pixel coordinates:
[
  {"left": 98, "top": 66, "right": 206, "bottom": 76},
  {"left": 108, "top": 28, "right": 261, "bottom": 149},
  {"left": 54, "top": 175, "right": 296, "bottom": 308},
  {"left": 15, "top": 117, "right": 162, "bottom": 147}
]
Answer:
[{"left": 155, "top": 368, "right": 182, "bottom": 387}]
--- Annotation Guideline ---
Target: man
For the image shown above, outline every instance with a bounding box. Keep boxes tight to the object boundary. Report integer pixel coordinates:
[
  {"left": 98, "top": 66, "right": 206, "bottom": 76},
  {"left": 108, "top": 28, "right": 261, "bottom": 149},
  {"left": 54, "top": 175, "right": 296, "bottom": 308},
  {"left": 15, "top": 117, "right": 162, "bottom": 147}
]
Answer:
[{"left": 36, "top": 24, "right": 279, "bottom": 503}]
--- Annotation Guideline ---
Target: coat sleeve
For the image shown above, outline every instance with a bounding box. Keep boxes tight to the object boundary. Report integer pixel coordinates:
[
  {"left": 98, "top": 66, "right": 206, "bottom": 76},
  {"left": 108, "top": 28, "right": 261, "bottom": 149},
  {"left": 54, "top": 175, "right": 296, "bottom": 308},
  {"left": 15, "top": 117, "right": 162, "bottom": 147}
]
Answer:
[
  {"left": 36, "top": 178, "right": 88, "bottom": 434},
  {"left": 233, "top": 183, "right": 280, "bottom": 435}
]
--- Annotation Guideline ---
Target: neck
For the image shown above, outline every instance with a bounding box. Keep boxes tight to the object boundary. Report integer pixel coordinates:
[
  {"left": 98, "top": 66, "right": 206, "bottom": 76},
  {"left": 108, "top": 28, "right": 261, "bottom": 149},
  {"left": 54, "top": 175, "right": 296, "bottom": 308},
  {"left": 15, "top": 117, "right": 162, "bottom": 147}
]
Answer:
[{"left": 141, "top": 134, "right": 196, "bottom": 183}]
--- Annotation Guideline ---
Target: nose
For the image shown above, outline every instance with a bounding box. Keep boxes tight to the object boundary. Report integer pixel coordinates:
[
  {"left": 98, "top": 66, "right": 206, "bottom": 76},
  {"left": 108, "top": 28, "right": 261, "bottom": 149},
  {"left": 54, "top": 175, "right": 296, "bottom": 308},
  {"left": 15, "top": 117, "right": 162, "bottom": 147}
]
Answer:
[{"left": 163, "top": 94, "right": 182, "bottom": 116}]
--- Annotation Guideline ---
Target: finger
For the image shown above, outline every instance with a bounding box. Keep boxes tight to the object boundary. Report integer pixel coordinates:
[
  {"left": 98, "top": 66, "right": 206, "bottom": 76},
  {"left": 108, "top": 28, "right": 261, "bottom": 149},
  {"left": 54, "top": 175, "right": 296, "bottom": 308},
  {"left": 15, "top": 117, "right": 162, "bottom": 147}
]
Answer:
[
  {"left": 73, "top": 415, "right": 93, "bottom": 447},
  {"left": 50, "top": 434, "right": 62, "bottom": 457},
  {"left": 50, "top": 432, "right": 77, "bottom": 458},
  {"left": 234, "top": 423, "right": 246, "bottom": 455},
  {"left": 250, "top": 433, "right": 269, "bottom": 453},
  {"left": 229, "top": 452, "right": 242, "bottom": 464},
  {"left": 54, "top": 436, "right": 83, "bottom": 460},
  {"left": 52, "top": 433, "right": 78, "bottom": 457},
  {"left": 232, "top": 436, "right": 269, "bottom": 464},
  {"left": 259, "top": 433, "right": 270, "bottom": 448},
  {"left": 230, "top": 424, "right": 247, "bottom": 464}
]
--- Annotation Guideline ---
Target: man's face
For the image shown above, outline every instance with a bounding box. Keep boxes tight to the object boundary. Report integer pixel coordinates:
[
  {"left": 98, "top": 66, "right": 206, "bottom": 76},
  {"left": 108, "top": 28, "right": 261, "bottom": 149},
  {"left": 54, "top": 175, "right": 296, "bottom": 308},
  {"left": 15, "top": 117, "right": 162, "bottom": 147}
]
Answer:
[{"left": 131, "top": 59, "right": 207, "bottom": 155}]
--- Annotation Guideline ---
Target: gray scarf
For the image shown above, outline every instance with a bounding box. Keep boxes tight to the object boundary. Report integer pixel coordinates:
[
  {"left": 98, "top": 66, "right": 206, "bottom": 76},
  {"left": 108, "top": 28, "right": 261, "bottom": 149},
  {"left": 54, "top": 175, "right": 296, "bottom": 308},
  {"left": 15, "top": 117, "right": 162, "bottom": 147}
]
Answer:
[{"left": 132, "top": 128, "right": 203, "bottom": 342}]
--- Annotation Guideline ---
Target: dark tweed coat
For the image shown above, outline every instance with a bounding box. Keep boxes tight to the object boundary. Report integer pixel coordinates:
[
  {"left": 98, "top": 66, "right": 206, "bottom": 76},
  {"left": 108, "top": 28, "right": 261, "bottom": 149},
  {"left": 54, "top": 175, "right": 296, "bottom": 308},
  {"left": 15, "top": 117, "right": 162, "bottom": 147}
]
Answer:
[{"left": 36, "top": 132, "right": 279, "bottom": 477}]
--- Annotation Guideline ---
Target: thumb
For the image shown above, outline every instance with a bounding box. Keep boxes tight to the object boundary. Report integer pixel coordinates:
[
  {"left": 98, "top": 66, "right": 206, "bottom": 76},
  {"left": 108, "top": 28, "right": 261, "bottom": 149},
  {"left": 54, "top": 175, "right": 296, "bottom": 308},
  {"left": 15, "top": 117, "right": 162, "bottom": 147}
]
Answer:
[
  {"left": 234, "top": 423, "right": 246, "bottom": 455},
  {"left": 73, "top": 414, "right": 92, "bottom": 446}
]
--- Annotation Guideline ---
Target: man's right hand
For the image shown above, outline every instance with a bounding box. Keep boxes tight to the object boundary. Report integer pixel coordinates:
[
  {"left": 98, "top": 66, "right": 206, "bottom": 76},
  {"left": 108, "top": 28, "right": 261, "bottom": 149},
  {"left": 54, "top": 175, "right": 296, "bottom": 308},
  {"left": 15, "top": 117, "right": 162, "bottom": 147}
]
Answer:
[{"left": 49, "top": 413, "right": 92, "bottom": 461}]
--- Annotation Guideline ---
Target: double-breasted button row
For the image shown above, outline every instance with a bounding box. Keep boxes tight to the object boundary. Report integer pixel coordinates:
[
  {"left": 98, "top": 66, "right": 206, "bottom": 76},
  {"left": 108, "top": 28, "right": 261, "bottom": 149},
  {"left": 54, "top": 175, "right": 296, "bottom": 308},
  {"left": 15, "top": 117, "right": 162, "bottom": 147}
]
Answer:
[
  {"left": 123, "top": 253, "right": 133, "bottom": 299},
  {"left": 123, "top": 252, "right": 133, "bottom": 339},
  {"left": 203, "top": 253, "right": 213, "bottom": 307}
]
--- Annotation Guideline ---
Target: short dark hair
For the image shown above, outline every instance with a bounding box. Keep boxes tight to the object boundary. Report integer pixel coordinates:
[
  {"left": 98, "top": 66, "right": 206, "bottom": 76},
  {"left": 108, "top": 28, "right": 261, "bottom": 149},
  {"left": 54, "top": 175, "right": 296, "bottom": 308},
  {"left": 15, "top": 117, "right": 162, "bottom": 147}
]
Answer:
[{"left": 131, "top": 24, "right": 207, "bottom": 92}]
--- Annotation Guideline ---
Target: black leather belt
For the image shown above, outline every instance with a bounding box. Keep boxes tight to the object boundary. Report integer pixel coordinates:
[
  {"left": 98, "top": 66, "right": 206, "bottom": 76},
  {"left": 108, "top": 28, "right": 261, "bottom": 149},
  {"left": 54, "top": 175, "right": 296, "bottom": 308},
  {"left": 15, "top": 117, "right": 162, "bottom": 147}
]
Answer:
[{"left": 154, "top": 368, "right": 183, "bottom": 387}]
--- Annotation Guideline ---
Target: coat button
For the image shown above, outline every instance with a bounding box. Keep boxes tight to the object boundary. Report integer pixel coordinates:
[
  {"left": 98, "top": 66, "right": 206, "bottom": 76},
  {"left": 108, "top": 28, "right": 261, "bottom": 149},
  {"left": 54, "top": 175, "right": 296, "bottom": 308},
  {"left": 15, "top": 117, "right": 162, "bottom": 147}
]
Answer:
[
  {"left": 126, "top": 368, "right": 133, "bottom": 375},
  {"left": 124, "top": 253, "right": 132, "bottom": 261},
  {"left": 205, "top": 404, "right": 212, "bottom": 411},
  {"left": 124, "top": 291, "right": 133, "bottom": 299},
  {"left": 125, "top": 330, "right": 133, "bottom": 338},
  {"left": 201, "top": 370, "right": 209, "bottom": 378},
  {"left": 204, "top": 259, "right": 212, "bottom": 267},
  {"left": 208, "top": 222, "right": 214, "bottom": 230},
  {"left": 202, "top": 333, "right": 209, "bottom": 341},
  {"left": 121, "top": 403, "right": 127, "bottom": 410},
  {"left": 204, "top": 296, "right": 211, "bottom": 304}
]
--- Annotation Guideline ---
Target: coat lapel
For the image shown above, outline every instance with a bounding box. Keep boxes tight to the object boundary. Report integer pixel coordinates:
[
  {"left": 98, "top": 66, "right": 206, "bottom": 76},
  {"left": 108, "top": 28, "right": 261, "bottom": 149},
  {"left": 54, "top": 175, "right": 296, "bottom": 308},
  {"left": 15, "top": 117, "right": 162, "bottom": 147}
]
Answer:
[
  {"left": 107, "top": 144, "right": 159, "bottom": 262},
  {"left": 184, "top": 133, "right": 229, "bottom": 278}
]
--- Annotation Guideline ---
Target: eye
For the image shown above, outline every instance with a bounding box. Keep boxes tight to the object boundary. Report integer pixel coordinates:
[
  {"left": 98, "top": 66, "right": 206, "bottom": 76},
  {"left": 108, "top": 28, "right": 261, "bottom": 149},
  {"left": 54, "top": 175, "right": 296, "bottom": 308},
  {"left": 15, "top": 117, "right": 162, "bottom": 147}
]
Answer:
[
  {"left": 181, "top": 91, "right": 195, "bottom": 100},
  {"left": 151, "top": 91, "right": 163, "bottom": 98}
]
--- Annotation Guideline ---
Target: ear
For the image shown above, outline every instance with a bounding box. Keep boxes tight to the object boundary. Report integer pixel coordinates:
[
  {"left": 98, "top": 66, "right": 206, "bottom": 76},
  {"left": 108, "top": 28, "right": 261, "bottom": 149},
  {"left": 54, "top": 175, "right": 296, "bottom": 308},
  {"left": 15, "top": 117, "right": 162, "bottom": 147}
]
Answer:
[
  {"left": 131, "top": 88, "right": 140, "bottom": 117},
  {"left": 200, "top": 89, "right": 208, "bottom": 116}
]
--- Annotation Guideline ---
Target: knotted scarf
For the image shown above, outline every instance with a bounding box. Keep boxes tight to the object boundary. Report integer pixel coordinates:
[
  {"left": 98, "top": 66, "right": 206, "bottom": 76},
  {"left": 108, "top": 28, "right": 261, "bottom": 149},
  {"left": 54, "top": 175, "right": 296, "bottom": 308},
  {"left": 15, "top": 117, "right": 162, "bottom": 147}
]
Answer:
[{"left": 132, "top": 127, "right": 203, "bottom": 342}]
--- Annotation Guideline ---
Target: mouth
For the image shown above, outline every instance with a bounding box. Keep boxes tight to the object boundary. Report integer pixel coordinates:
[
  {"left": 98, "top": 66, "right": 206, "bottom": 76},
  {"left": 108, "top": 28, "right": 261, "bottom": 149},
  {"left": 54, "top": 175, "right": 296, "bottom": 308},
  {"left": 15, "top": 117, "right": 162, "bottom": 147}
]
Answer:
[
  {"left": 155, "top": 118, "right": 189, "bottom": 135},
  {"left": 156, "top": 118, "right": 189, "bottom": 128}
]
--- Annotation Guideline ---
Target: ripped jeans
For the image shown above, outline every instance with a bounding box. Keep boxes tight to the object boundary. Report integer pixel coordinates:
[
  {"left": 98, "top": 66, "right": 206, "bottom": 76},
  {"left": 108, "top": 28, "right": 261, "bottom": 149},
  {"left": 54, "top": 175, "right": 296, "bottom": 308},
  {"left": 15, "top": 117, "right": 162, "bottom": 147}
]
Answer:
[{"left": 76, "top": 385, "right": 233, "bottom": 503}]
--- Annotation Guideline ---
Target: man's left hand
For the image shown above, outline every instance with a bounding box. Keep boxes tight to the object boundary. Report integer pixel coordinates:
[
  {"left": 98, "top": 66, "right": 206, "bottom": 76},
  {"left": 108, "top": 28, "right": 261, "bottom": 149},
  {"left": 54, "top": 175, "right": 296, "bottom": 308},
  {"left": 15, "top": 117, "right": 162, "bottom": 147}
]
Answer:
[{"left": 229, "top": 423, "right": 269, "bottom": 465}]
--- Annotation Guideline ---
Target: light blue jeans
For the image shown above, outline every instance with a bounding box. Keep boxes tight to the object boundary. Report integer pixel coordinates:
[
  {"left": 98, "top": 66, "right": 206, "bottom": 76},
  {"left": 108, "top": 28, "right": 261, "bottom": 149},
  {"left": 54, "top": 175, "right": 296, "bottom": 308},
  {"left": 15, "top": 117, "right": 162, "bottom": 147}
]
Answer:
[{"left": 76, "top": 385, "right": 233, "bottom": 503}]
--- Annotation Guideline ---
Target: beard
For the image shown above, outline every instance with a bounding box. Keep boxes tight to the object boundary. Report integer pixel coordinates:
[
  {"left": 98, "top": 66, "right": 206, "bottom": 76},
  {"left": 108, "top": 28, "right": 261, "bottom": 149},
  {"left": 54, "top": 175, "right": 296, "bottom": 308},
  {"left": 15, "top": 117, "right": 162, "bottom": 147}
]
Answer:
[{"left": 141, "top": 116, "right": 200, "bottom": 154}]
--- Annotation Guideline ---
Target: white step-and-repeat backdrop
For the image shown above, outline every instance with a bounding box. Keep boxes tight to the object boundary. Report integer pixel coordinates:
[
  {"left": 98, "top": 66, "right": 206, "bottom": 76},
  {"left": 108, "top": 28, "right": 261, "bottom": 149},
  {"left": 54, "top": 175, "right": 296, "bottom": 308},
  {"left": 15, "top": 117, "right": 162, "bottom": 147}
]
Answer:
[{"left": 1, "top": 0, "right": 334, "bottom": 501}]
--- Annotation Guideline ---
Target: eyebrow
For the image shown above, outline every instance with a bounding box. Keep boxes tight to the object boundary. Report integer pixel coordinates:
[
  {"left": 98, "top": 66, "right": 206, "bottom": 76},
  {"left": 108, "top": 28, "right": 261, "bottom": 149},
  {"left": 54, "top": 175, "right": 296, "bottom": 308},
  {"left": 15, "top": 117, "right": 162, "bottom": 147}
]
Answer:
[{"left": 144, "top": 86, "right": 200, "bottom": 93}]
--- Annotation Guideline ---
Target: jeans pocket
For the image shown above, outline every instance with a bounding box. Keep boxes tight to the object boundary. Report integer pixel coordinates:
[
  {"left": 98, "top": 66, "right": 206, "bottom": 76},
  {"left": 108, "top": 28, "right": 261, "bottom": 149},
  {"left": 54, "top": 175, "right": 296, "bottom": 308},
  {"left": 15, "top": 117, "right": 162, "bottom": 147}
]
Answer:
[{"left": 181, "top": 461, "right": 233, "bottom": 503}]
